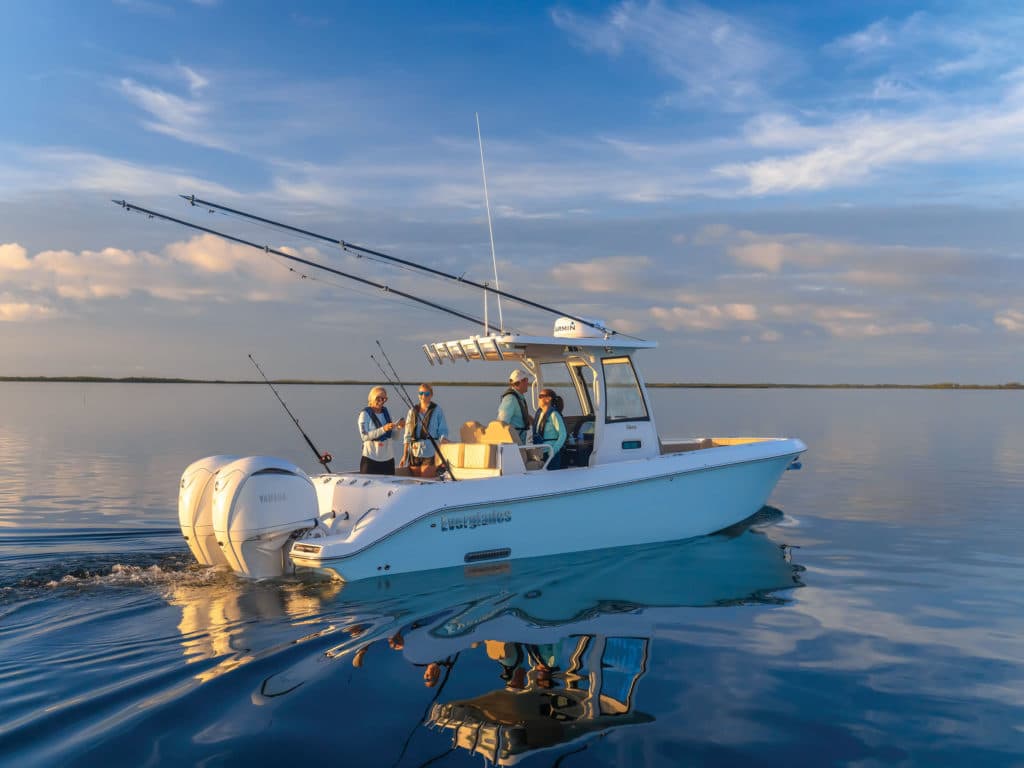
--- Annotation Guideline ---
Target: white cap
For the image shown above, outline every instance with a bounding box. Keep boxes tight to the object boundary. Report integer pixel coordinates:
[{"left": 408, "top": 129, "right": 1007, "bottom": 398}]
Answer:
[{"left": 508, "top": 368, "right": 529, "bottom": 383}]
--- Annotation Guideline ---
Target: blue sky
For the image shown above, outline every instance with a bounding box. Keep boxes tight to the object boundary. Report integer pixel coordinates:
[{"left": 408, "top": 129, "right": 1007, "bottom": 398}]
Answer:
[{"left": 2, "top": 1, "right": 1024, "bottom": 383}]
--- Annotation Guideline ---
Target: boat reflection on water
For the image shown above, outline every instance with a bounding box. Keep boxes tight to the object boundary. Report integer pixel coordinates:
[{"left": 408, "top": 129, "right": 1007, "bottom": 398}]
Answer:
[
  {"left": 165, "top": 509, "right": 802, "bottom": 764},
  {"left": 427, "top": 635, "right": 655, "bottom": 765},
  {"left": 166, "top": 575, "right": 344, "bottom": 684},
  {"left": 340, "top": 510, "right": 803, "bottom": 765}
]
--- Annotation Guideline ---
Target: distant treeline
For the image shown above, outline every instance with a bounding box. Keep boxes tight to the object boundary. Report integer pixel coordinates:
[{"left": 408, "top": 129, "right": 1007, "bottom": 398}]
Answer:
[{"left": 1, "top": 376, "right": 1022, "bottom": 390}]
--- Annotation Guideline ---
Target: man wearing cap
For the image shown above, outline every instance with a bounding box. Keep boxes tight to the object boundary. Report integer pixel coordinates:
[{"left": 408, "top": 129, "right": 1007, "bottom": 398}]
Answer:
[{"left": 497, "top": 369, "right": 533, "bottom": 444}]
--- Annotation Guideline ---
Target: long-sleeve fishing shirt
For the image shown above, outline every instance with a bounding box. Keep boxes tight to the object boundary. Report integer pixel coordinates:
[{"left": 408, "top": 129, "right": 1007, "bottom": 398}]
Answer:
[
  {"left": 404, "top": 404, "right": 449, "bottom": 458},
  {"left": 497, "top": 389, "right": 531, "bottom": 444},
  {"left": 358, "top": 406, "right": 399, "bottom": 462}
]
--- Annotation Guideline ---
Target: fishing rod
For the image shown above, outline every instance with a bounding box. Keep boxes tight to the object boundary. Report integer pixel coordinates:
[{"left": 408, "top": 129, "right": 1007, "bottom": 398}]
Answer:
[
  {"left": 112, "top": 200, "right": 498, "bottom": 331},
  {"left": 248, "top": 354, "right": 333, "bottom": 472},
  {"left": 180, "top": 194, "right": 629, "bottom": 339},
  {"left": 370, "top": 343, "right": 457, "bottom": 481}
]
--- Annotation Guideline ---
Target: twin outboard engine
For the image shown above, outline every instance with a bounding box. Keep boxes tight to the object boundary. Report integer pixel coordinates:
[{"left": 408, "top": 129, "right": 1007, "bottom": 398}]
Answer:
[
  {"left": 179, "top": 455, "right": 239, "bottom": 569},
  {"left": 178, "top": 455, "right": 320, "bottom": 579}
]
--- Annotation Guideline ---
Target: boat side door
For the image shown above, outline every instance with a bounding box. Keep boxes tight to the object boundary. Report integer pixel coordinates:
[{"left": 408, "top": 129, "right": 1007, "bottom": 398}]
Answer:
[{"left": 590, "top": 355, "right": 659, "bottom": 464}]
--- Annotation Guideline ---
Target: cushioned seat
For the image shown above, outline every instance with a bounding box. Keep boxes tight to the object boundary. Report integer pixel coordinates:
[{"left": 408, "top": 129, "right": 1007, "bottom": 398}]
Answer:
[{"left": 463, "top": 443, "right": 498, "bottom": 469}]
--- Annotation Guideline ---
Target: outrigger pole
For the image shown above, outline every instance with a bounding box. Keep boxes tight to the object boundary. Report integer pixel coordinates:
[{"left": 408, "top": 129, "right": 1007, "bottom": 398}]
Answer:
[
  {"left": 112, "top": 200, "right": 498, "bottom": 331},
  {"left": 179, "top": 194, "right": 620, "bottom": 339},
  {"left": 248, "top": 354, "right": 333, "bottom": 472}
]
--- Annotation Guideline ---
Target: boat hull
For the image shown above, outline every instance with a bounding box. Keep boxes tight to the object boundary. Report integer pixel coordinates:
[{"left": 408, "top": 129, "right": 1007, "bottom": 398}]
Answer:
[{"left": 291, "top": 439, "right": 804, "bottom": 581}]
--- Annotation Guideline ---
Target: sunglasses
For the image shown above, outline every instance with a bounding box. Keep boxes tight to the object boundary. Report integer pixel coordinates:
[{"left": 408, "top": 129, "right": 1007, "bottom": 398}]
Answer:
[
  {"left": 418, "top": 391, "right": 432, "bottom": 396},
  {"left": 539, "top": 393, "right": 553, "bottom": 399},
  {"left": 374, "top": 396, "right": 387, "bottom": 402}
]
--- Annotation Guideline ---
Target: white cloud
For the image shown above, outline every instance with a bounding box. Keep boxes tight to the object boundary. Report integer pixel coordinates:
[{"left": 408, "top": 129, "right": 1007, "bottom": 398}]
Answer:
[
  {"left": 716, "top": 8, "right": 1024, "bottom": 196},
  {"left": 830, "top": 11, "right": 1024, "bottom": 81},
  {"left": 840, "top": 269, "right": 915, "bottom": 288},
  {"left": 0, "top": 236, "right": 313, "bottom": 316},
  {"left": 995, "top": 309, "right": 1024, "bottom": 333},
  {"left": 730, "top": 241, "right": 786, "bottom": 272},
  {"left": 549, "top": 255, "right": 653, "bottom": 293},
  {"left": 118, "top": 76, "right": 229, "bottom": 150},
  {"left": 832, "top": 18, "right": 896, "bottom": 55},
  {"left": 812, "top": 307, "right": 933, "bottom": 339},
  {"left": 0, "top": 243, "right": 31, "bottom": 271},
  {"left": 0, "top": 299, "right": 56, "bottom": 322},
  {"left": 178, "top": 65, "right": 209, "bottom": 94},
  {"left": 551, "top": 1, "right": 786, "bottom": 110},
  {"left": 0, "top": 146, "right": 239, "bottom": 200},
  {"left": 650, "top": 301, "right": 758, "bottom": 331},
  {"left": 717, "top": 99, "right": 1024, "bottom": 194}
]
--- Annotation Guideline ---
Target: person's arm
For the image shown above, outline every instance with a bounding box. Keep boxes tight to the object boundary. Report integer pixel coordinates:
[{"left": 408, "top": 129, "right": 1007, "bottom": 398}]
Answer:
[
  {"left": 496, "top": 393, "right": 515, "bottom": 425},
  {"left": 403, "top": 409, "right": 415, "bottom": 443},
  {"left": 435, "top": 406, "right": 449, "bottom": 442},
  {"left": 550, "top": 411, "right": 567, "bottom": 454},
  {"left": 400, "top": 408, "right": 414, "bottom": 466},
  {"left": 359, "top": 410, "right": 394, "bottom": 442}
]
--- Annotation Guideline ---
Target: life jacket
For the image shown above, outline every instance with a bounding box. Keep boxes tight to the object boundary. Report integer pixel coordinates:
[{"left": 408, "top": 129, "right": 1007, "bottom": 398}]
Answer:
[
  {"left": 412, "top": 401, "right": 437, "bottom": 441},
  {"left": 533, "top": 392, "right": 565, "bottom": 443},
  {"left": 363, "top": 406, "right": 392, "bottom": 439},
  {"left": 500, "top": 387, "right": 530, "bottom": 427},
  {"left": 533, "top": 407, "right": 560, "bottom": 444}
]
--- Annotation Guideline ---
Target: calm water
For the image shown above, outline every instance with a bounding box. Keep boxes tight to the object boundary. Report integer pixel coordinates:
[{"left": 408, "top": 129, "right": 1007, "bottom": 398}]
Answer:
[{"left": 1, "top": 383, "right": 1022, "bottom": 766}]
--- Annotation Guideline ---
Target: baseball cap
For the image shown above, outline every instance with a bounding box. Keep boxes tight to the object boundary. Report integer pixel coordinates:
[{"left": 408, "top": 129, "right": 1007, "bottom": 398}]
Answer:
[{"left": 508, "top": 368, "right": 529, "bottom": 383}]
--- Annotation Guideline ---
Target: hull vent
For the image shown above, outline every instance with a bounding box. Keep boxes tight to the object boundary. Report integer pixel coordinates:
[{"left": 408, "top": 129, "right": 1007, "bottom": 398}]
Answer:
[{"left": 464, "top": 547, "right": 511, "bottom": 563}]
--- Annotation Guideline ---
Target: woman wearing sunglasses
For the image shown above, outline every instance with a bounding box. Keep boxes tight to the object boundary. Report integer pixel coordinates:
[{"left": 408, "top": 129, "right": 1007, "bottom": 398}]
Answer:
[
  {"left": 532, "top": 389, "right": 567, "bottom": 470},
  {"left": 358, "top": 386, "right": 406, "bottom": 475},
  {"left": 400, "top": 384, "right": 449, "bottom": 478}
]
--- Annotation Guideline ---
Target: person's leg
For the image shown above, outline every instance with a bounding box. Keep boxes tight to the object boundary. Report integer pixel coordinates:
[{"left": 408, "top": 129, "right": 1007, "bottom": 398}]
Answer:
[
  {"left": 363, "top": 457, "right": 394, "bottom": 475},
  {"left": 546, "top": 449, "right": 562, "bottom": 471}
]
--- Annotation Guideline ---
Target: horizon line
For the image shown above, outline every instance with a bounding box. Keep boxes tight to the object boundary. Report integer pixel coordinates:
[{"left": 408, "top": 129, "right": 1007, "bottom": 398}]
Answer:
[{"left": 0, "top": 376, "right": 1021, "bottom": 390}]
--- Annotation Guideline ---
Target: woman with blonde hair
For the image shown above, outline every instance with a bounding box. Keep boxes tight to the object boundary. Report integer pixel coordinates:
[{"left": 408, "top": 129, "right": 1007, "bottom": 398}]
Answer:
[
  {"left": 357, "top": 386, "right": 405, "bottom": 475},
  {"left": 400, "top": 383, "right": 449, "bottom": 478}
]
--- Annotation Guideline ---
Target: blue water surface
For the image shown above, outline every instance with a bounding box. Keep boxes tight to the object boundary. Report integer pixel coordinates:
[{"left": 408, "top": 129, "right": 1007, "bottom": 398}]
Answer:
[{"left": 0, "top": 383, "right": 1022, "bottom": 766}]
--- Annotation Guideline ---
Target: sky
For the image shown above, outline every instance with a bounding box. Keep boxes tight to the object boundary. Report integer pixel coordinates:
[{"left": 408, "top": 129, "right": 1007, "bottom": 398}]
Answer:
[{"left": 2, "top": 0, "right": 1024, "bottom": 384}]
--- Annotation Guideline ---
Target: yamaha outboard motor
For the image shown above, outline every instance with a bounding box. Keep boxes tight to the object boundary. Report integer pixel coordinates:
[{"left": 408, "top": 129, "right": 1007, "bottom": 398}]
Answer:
[
  {"left": 210, "top": 456, "right": 320, "bottom": 579},
  {"left": 178, "top": 455, "right": 240, "bottom": 568}
]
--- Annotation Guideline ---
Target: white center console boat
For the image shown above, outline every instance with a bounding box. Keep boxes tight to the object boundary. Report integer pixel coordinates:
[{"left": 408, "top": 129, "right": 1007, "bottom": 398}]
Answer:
[{"left": 178, "top": 318, "right": 806, "bottom": 581}]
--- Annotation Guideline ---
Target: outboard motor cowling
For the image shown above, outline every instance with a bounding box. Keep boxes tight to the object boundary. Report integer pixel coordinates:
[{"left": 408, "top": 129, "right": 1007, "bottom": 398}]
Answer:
[
  {"left": 178, "top": 455, "right": 240, "bottom": 567},
  {"left": 211, "top": 456, "right": 319, "bottom": 579}
]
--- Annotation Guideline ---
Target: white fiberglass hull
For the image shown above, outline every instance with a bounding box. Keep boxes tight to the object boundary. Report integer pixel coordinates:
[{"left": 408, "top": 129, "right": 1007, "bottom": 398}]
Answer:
[{"left": 290, "top": 438, "right": 805, "bottom": 582}]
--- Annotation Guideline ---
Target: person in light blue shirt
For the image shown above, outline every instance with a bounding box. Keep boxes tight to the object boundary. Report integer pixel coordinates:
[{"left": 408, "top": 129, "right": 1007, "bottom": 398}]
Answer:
[
  {"left": 497, "top": 368, "right": 533, "bottom": 444},
  {"left": 358, "top": 386, "right": 405, "bottom": 475},
  {"left": 400, "top": 383, "right": 449, "bottom": 478},
  {"left": 532, "top": 388, "right": 567, "bottom": 470}
]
